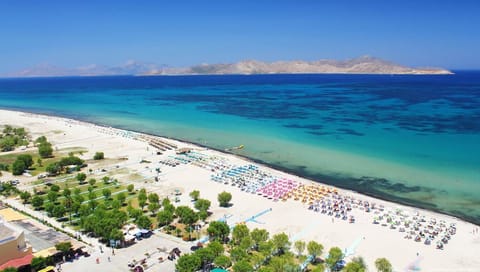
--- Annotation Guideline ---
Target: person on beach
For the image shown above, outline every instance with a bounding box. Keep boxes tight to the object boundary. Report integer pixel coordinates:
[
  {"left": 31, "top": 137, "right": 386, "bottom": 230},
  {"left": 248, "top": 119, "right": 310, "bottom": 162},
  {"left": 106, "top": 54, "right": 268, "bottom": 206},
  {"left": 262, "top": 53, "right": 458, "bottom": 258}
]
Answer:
[{"left": 96, "top": 257, "right": 100, "bottom": 264}]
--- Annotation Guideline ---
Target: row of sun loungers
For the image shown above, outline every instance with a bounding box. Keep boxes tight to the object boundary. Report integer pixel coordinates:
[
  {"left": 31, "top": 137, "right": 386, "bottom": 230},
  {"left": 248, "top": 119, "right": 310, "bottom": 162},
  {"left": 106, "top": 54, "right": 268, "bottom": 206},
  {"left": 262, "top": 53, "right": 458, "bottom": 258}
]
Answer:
[{"left": 160, "top": 150, "right": 458, "bottom": 250}]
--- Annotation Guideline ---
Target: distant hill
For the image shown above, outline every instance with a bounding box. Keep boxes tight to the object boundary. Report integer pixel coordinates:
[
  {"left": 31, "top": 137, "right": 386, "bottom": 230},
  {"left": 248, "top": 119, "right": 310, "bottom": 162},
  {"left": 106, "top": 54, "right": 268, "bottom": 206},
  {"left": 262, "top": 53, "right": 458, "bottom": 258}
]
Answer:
[
  {"left": 150, "top": 56, "right": 452, "bottom": 75},
  {"left": 6, "top": 56, "right": 452, "bottom": 77},
  {"left": 7, "top": 60, "right": 161, "bottom": 77}
]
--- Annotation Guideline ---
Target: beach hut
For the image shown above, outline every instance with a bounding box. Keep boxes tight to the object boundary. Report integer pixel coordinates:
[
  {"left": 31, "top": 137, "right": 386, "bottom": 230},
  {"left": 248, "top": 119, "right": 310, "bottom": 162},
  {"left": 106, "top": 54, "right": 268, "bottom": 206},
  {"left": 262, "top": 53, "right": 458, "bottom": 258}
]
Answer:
[{"left": 176, "top": 147, "right": 193, "bottom": 154}]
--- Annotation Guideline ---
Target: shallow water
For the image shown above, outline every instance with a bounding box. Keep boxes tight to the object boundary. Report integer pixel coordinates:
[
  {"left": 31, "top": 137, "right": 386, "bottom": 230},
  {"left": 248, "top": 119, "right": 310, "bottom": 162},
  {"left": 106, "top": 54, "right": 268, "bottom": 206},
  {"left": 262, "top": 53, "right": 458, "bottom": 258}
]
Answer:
[{"left": 0, "top": 73, "right": 479, "bottom": 223}]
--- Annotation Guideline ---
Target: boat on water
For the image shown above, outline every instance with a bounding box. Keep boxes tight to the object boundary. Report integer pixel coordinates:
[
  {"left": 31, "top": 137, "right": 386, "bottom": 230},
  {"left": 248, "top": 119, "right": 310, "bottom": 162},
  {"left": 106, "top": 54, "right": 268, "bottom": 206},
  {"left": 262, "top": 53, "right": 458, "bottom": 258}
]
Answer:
[{"left": 225, "top": 144, "right": 244, "bottom": 151}]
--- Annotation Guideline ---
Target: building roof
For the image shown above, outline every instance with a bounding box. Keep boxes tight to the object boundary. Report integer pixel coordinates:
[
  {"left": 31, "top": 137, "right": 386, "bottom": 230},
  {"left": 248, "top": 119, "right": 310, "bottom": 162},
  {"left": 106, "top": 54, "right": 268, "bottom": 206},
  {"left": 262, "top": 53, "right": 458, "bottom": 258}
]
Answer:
[
  {"left": 0, "top": 223, "right": 16, "bottom": 244},
  {"left": 0, "top": 208, "right": 27, "bottom": 222},
  {"left": 0, "top": 254, "right": 33, "bottom": 270}
]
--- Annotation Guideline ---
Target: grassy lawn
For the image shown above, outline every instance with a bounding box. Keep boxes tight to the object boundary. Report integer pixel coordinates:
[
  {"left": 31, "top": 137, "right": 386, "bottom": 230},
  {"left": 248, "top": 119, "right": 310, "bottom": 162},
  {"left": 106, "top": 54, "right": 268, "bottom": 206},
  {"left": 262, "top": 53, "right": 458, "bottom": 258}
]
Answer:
[{"left": 0, "top": 150, "right": 70, "bottom": 176}]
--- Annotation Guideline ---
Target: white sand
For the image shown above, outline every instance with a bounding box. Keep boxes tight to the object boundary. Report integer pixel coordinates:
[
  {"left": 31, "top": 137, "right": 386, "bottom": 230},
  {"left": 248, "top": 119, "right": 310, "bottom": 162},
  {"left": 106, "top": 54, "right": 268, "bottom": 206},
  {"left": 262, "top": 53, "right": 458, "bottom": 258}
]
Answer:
[{"left": 1, "top": 109, "right": 479, "bottom": 272}]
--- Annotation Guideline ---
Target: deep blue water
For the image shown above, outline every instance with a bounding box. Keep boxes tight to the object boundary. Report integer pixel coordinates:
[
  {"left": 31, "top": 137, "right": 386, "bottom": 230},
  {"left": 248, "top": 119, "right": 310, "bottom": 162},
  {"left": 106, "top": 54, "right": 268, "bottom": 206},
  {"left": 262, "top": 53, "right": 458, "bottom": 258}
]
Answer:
[{"left": 1, "top": 72, "right": 479, "bottom": 224}]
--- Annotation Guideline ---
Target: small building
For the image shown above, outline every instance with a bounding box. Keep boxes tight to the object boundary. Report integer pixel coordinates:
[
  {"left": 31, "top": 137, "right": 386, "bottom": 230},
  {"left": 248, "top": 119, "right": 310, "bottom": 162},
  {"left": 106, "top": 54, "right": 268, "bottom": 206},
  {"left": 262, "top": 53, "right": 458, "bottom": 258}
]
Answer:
[
  {"left": 0, "top": 216, "right": 33, "bottom": 269},
  {"left": 176, "top": 147, "right": 193, "bottom": 154}
]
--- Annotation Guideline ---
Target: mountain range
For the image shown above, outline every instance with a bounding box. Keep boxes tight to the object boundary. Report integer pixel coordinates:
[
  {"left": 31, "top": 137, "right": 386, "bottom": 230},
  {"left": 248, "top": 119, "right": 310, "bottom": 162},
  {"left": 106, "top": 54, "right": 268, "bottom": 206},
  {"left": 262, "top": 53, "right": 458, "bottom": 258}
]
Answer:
[{"left": 5, "top": 56, "right": 452, "bottom": 77}]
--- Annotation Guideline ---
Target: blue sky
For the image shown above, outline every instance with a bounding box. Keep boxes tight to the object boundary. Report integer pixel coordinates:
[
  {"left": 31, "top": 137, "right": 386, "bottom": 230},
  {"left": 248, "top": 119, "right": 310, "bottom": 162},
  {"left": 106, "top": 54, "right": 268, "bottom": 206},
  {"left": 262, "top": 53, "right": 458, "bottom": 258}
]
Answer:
[{"left": 0, "top": 0, "right": 479, "bottom": 73}]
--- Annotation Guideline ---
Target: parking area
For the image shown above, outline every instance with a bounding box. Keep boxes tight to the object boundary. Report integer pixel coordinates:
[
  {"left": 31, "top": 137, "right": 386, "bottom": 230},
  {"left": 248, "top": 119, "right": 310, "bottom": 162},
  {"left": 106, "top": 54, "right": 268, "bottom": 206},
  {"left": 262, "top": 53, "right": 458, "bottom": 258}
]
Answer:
[
  {"left": 61, "top": 230, "right": 192, "bottom": 272},
  {"left": 14, "top": 219, "right": 71, "bottom": 252}
]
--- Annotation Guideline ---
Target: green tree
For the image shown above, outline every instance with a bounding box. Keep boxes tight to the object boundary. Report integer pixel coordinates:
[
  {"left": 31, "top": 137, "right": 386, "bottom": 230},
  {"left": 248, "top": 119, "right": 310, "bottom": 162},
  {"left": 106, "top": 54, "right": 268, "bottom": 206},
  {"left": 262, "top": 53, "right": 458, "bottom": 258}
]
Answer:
[
  {"left": 45, "top": 202, "right": 55, "bottom": 216},
  {"left": 325, "top": 247, "right": 343, "bottom": 271},
  {"left": 344, "top": 261, "right": 366, "bottom": 272},
  {"left": 136, "top": 215, "right": 152, "bottom": 229},
  {"left": 198, "top": 210, "right": 208, "bottom": 221},
  {"left": 88, "top": 191, "right": 96, "bottom": 201},
  {"left": 76, "top": 172, "right": 87, "bottom": 183},
  {"left": 50, "top": 184, "right": 60, "bottom": 192},
  {"left": 52, "top": 205, "right": 66, "bottom": 218},
  {"left": 194, "top": 198, "right": 211, "bottom": 212},
  {"left": 55, "top": 241, "right": 72, "bottom": 256},
  {"left": 78, "top": 204, "right": 91, "bottom": 217},
  {"left": 63, "top": 188, "right": 71, "bottom": 198},
  {"left": 258, "top": 240, "right": 274, "bottom": 257},
  {"left": 294, "top": 240, "right": 306, "bottom": 257},
  {"left": 195, "top": 247, "right": 215, "bottom": 269},
  {"left": 88, "top": 178, "right": 96, "bottom": 187},
  {"left": 307, "top": 241, "right": 324, "bottom": 258},
  {"left": 214, "top": 255, "right": 232, "bottom": 269},
  {"left": 111, "top": 199, "right": 121, "bottom": 210},
  {"left": 36, "top": 158, "right": 42, "bottom": 167},
  {"left": 311, "top": 266, "right": 325, "bottom": 272},
  {"left": 71, "top": 201, "right": 82, "bottom": 215},
  {"left": 148, "top": 202, "right": 160, "bottom": 215},
  {"left": 30, "top": 256, "right": 47, "bottom": 271},
  {"left": 217, "top": 191, "right": 232, "bottom": 207},
  {"left": 272, "top": 232, "right": 290, "bottom": 254},
  {"left": 148, "top": 192, "right": 159, "bottom": 204},
  {"left": 138, "top": 190, "right": 147, "bottom": 210},
  {"left": 116, "top": 192, "right": 126, "bottom": 205},
  {"left": 157, "top": 210, "right": 174, "bottom": 226},
  {"left": 93, "top": 152, "right": 104, "bottom": 160},
  {"left": 19, "top": 191, "right": 31, "bottom": 204},
  {"left": 38, "top": 142, "right": 53, "bottom": 158},
  {"left": 164, "top": 202, "right": 175, "bottom": 214},
  {"left": 233, "top": 259, "right": 253, "bottom": 272},
  {"left": 102, "top": 176, "right": 110, "bottom": 184},
  {"left": 230, "top": 246, "right": 248, "bottom": 262},
  {"left": 109, "top": 229, "right": 124, "bottom": 241},
  {"left": 47, "top": 191, "right": 58, "bottom": 203},
  {"left": 127, "top": 184, "right": 134, "bottom": 194},
  {"left": 73, "top": 187, "right": 81, "bottom": 195},
  {"left": 239, "top": 236, "right": 254, "bottom": 252},
  {"left": 207, "top": 240, "right": 224, "bottom": 257},
  {"left": 0, "top": 136, "right": 15, "bottom": 151},
  {"left": 375, "top": 258, "right": 393, "bottom": 272},
  {"left": 31, "top": 195, "right": 44, "bottom": 210},
  {"left": 11, "top": 159, "right": 26, "bottom": 175},
  {"left": 17, "top": 154, "right": 33, "bottom": 168},
  {"left": 45, "top": 162, "right": 61, "bottom": 175},
  {"left": 251, "top": 228, "right": 269, "bottom": 248},
  {"left": 189, "top": 190, "right": 200, "bottom": 201},
  {"left": 268, "top": 256, "right": 288, "bottom": 272},
  {"left": 207, "top": 221, "right": 230, "bottom": 242},
  {"left": 176, "top": 254, "right": 201, "bottom": 272},
  {"left": 35, "top": 136, "right": 47, "bottom": 145},
  {"left": 129, "top": 208, "right": 143, "bottom": 220},
  {"left": 232, "top": 224, "right": 250, "bottom": 246},
  {"left": 102, "top": 188, "right": 111, "bottom": 200}
]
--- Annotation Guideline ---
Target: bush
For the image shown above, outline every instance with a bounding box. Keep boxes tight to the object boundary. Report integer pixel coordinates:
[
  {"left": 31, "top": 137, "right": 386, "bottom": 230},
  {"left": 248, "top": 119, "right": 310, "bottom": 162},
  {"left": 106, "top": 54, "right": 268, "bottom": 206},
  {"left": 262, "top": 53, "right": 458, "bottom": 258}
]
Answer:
[
  {"left": 218, "top": 191, "right": 232, "bottom": 207},
  {"left": 93, "top": 152, "right": 104, "bottom": 160}
]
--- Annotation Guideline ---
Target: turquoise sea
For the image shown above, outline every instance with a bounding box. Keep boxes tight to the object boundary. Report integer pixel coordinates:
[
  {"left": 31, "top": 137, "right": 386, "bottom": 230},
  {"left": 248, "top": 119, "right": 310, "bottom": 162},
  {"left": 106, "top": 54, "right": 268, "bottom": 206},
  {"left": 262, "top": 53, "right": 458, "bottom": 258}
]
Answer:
[{"left": 0, "top": 73, "right": 479, "bottom": 224}]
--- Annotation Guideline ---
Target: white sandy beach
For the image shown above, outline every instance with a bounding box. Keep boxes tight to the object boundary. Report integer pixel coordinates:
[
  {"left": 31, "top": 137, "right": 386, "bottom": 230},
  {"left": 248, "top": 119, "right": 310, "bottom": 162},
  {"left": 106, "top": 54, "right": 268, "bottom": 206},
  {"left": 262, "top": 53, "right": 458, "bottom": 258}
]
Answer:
[{"left": 1, "top": 109, "right": 479, "bottom": 272}]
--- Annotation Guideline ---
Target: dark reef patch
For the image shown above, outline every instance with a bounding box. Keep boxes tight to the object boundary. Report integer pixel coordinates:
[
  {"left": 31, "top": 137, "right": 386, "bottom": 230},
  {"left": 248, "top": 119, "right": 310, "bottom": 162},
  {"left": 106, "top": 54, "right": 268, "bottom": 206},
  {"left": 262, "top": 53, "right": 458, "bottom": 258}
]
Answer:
[{"left": 336, "top": 128, "right": 365, "bottom": 136}]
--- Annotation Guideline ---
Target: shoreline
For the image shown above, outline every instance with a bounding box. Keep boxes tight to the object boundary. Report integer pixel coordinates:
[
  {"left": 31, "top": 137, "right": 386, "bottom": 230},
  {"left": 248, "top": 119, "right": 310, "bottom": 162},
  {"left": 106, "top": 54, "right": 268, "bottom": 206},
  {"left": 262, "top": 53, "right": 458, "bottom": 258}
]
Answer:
[
  {"left": 1, "top": 108, "right": 480, "bottom": 271},
  {"left": 2, "top": 107, "right": 478, "bottom": 226}
]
